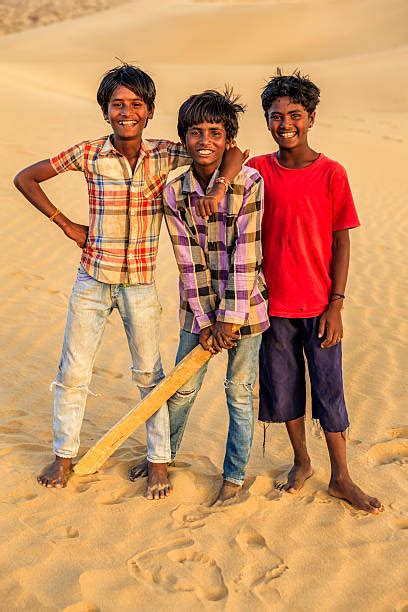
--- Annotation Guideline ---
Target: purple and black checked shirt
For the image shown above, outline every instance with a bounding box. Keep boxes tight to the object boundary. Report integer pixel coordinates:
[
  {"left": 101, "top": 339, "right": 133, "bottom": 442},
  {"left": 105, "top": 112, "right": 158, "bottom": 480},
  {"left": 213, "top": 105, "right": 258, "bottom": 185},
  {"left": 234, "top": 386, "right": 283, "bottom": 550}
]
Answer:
[
  {"left": 50, "top": 135, "right": 190, "bottom": 285},
  {"left": 163, "top": 166, "right": 269, "bottom": 337}
]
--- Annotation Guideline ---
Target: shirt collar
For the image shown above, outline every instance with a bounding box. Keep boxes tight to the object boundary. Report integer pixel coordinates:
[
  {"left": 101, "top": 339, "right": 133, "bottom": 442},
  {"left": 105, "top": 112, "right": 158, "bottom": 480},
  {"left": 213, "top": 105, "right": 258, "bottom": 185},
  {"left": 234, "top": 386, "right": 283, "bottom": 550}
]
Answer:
[
  {"left": 181, "top": 166, "right": 220, "bottom": 196},
  {"left": 98, "top": 135, "right": 151, "bottom": 159}
]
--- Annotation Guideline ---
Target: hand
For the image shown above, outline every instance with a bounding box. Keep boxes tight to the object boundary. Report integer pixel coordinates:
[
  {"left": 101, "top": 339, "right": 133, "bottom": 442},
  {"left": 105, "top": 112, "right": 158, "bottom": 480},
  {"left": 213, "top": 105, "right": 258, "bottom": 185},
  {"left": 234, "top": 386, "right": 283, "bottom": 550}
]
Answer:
[
  {"left": 318, "top": 300, "right": 344, "bottom": 348},
  {"left": 211, "top": 322, "right": 241, "bottom": 352},
  {"left": 199, "top": 326, "right": 218, "bottom": 354},
  {"left": 63, "top": 222, "right": 89, "bottom": 248}
]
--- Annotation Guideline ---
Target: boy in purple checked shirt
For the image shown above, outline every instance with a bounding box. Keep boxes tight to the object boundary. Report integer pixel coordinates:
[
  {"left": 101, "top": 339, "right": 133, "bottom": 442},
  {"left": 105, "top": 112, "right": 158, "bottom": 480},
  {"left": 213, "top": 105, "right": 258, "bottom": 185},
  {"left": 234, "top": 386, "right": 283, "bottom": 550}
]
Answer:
[{"left": 161, "top": 90, "right": 269, "bottom": 503}]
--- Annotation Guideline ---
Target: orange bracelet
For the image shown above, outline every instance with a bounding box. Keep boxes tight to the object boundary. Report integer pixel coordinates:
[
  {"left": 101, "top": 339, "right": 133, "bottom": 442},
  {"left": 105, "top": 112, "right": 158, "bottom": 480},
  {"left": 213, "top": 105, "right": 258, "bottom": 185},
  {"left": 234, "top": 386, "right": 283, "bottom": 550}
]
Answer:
[{"left": 49, "top": 209, "right": 61, "bottom": 222}]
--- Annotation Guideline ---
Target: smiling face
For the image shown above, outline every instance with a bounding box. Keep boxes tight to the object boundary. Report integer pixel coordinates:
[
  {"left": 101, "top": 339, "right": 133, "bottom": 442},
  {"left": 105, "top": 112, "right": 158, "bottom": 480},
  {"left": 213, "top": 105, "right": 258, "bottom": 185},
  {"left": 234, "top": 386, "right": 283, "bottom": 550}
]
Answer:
[
  {"left": 266, "top": 96, "right": 315, "bottom": 150},
  {"left": 105, "top": 85, "right": 154, "bottom": 142},
  {"left": 184, "top": 121, "right": 228, "bottom": 175}
]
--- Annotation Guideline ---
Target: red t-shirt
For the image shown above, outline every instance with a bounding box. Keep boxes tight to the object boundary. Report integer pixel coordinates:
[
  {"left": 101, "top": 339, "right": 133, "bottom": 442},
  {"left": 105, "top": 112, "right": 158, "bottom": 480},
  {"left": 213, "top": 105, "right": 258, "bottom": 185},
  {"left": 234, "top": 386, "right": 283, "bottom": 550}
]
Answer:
[{"left": 246, "top": 153, "right": 360, "bottom": 318}]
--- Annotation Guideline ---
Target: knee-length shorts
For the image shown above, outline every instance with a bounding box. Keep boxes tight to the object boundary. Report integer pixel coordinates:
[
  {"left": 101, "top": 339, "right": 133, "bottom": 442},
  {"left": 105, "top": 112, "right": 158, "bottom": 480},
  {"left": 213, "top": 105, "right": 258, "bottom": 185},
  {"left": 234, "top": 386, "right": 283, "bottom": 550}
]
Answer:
[{"left": 259, "top": 316, "right": 349, "bottom": 433}]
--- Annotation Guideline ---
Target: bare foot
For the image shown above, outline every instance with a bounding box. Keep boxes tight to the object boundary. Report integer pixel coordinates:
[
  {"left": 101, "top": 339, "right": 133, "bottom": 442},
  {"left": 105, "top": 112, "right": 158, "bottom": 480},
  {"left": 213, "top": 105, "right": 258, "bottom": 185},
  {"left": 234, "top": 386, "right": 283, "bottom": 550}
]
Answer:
[
  {"left": 37, "top": 456, "right": 73, "bottom": 488},
  {"left": 275, "top": 461, "right": 313, "bottom": 494},
  {"left": 328, "top": 476, "right": 383, "bottom": 514},
  {"left": 129, "top": 458, "right": 148, "bottom": 481},
  {"left": 211, "top": 481, "right": 242, "bottom": 506},
  {"left": 145, "top": 462, "right": 171, "bottom": 500}
]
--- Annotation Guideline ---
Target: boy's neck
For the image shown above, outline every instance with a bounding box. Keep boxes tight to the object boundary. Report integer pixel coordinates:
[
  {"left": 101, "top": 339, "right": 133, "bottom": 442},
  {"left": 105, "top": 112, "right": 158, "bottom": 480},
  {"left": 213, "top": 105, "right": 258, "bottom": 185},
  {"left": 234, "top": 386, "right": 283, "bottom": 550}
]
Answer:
[
  {"left": 192, "top": 162, "right": 219, "bottom": 193},
  {"left": 277, "top": 144, "right": 319, "bottom": 169},
  {"left": 112, "top": 134, "right": 143, "bottom": 172}
]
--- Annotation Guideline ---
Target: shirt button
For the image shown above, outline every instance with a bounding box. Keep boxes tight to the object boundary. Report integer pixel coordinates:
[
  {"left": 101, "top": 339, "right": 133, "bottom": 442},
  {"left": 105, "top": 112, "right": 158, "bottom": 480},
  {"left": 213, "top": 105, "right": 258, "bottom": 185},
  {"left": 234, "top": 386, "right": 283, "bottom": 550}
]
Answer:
[
  {"left": 130, "top": 211, "right": 135, "bottom": 216},
  {"left": 131, "top": 186, "right": 137, "bottom": 192}
]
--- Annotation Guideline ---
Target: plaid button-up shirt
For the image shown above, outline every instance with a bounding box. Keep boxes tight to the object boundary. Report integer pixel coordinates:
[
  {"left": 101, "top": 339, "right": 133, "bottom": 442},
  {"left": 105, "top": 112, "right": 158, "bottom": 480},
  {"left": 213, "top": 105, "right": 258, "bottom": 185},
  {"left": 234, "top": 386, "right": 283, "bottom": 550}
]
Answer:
[
  {"left": 50, "top": 135, "right": 190, "bottom": 285},
  {"left": 163, "top": 165, "right": 269, "bottom": 337}
]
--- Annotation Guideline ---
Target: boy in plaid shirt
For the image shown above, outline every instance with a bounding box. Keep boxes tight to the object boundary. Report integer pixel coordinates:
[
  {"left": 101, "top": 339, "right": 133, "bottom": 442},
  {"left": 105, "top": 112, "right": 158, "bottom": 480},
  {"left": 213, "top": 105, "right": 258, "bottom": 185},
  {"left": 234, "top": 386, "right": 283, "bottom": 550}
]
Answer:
[
  {"left": 161, "top": 90, "right": 269, "bottom": 503},
  {"left": 14, "top": 64, "right": 243, "bottom": 496}
]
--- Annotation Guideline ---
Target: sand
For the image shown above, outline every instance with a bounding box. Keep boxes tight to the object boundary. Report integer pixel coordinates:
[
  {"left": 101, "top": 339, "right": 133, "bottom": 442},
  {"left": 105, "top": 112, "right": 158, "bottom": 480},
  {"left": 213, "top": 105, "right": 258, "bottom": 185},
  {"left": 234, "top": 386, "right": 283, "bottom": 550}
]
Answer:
[{"left": 1, "top": 0, "right": 407, "bottom": 609}]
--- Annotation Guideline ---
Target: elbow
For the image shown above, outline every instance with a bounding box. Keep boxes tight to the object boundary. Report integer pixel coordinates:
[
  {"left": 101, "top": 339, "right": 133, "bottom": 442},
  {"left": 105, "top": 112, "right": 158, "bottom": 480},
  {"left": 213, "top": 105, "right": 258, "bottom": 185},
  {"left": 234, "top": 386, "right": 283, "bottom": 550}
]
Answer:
[
  {"left": 13, "top": 171, "right": 23, "bottom": 191},
  {"left": 13, "top": 170, "right": 29, "bottom": 193}
]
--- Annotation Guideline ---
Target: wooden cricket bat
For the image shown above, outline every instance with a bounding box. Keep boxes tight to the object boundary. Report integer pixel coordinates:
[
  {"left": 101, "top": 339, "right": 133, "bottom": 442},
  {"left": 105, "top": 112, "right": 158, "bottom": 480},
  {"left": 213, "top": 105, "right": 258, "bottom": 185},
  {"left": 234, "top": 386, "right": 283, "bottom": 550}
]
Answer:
[{"left": 74, "top": 344, "right": 212, "bottom": 475}]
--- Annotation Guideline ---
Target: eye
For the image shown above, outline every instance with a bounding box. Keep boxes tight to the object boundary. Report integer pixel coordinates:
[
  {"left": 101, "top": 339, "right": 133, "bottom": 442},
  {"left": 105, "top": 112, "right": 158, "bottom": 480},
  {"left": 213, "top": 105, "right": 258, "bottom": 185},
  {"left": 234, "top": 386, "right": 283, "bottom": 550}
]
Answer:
[{"left": 270, "top": 114, "right": 280, "bottom": 121}]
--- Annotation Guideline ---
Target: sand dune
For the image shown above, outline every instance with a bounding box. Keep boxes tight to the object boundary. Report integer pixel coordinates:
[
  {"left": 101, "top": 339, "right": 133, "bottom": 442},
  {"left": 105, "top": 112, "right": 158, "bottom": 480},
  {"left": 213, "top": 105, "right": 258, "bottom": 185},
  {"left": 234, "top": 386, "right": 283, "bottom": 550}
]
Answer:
[{"left": 1, "top": 0, "right": 407, "bottom": 609}]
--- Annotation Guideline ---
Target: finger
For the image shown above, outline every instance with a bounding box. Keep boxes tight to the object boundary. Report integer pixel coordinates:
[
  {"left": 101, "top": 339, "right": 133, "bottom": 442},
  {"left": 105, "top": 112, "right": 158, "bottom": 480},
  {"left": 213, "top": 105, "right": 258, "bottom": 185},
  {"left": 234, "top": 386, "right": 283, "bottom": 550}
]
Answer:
[
  {"left": 221, "top": 336, "right": 235, "bottom": 349},
  {"left": 318, "top": 316, "right": 326, "bottom": 338},
  {"left": 203, "top": 200, "right": 213, "bottom": 218},
  {"left": 212, "top": 336, "right": 224, "bottom": 352},
  {"left": 196, "top": 201, "right": 207, "bottom": 219},
  {"left": 243, "top": 149, "right": 250, "bottom": 162}
]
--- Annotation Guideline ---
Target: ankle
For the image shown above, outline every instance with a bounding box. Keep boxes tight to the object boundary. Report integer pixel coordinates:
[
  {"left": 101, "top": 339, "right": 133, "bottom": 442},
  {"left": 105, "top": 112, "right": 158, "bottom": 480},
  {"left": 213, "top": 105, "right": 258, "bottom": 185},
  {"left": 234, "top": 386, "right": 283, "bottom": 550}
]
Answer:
[{"left": 293, "top": 455, "right": 311, "bottom": 467}]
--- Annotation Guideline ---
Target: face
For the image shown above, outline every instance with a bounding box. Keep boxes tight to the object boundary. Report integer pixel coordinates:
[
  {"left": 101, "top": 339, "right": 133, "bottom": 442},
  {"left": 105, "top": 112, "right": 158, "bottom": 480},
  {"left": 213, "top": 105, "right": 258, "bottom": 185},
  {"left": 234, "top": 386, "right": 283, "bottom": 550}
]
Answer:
[
  {"left": 184, "top": 121, "right": 228, "bottom": 173},
  {"left": 105, "top": 85, "right": 154, "bottom": 141},
  {"left": 266, "top": 96, "right": 315, "bottom": 149}
]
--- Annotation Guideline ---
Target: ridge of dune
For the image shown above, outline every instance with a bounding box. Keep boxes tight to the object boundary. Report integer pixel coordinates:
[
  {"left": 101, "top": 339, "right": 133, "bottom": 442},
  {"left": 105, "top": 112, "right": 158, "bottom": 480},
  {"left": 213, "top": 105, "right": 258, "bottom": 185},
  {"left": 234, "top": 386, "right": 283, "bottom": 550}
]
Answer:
[
  {"left": 0, "top": 0, "right": 129, "bottom": 35},
  {"left": 0, "top": 0, "right": 407, "bottom": 64}
]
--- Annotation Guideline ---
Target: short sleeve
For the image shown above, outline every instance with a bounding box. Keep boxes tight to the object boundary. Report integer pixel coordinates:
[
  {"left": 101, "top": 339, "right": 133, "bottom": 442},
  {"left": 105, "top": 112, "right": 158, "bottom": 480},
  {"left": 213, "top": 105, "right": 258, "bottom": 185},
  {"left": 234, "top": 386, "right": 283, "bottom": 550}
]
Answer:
[
  {"left": 50, "top": 141, "right": 87, "bottom": 174},
  {"left": 330, "top": 164, "right": 360, "bottom": 230},
  {"left": 167, "top": 141, "right": 191, "bottom": 171}
]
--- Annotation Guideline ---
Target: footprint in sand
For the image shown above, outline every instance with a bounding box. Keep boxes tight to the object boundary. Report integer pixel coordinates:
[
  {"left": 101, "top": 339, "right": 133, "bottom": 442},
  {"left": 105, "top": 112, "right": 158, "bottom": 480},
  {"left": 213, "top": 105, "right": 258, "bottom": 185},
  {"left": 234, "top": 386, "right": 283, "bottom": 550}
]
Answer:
[
  {"left": 388, "top": 427, "right": 408, "bottom": 439},
  {"left": 234, "top": 525, "right": 287, "bottom": 590},
  {"left": 394, "top": 518, "right": 408, "bottom": 531},
  {"left": 171, "top": 503, "right": 214, "bottom": 529},
  {"left": 128, "top": 537, "right": 228, "bottom": 602},
  {"left": 367, "top": 436, "right": 408, "bottom": 466}
]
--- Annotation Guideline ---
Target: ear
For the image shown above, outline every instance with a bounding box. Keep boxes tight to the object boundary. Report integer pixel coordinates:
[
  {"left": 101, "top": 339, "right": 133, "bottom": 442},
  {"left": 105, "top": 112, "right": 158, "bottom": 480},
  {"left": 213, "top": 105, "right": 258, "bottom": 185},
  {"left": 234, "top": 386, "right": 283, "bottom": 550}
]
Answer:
[
  {"left": 148, "top": 103, "right": 155, "bottom": 120},
  {"left": 103, "top": 112, "right": 110, "bottom": 123},
  {"left": 308, "top": 111, "right": 316, "bottom": 128}
]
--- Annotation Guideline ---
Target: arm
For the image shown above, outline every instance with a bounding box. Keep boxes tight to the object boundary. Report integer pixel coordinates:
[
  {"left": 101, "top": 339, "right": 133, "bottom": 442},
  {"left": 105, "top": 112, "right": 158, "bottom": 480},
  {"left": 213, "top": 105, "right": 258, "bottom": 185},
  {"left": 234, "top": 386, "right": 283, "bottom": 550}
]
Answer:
[
  {"left": 212, "top": 174, "right": 263, "bottom": 350},
  {"left": 14, "top": 159, "right": 88, "bottom": 247},
  {"left": 168, "top": 141, "right": 249, "bottom": 218},
  {"left": 318, "top": 229, "right": 349, "bottom": 348},
  {"left": 196, "top": 145, "right": 250, "bottom": 218},
  {"left": 163, "top": 185, "right": 218, "bottom": 332}
]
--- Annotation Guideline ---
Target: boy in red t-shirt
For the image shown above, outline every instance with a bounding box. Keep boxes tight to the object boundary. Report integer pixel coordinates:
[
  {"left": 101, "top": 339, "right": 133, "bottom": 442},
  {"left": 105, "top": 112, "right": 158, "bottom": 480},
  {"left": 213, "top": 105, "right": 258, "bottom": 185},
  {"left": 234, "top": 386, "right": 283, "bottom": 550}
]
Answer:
[{"left": 247, "top": 70, "right": 382, "bottom": 514}]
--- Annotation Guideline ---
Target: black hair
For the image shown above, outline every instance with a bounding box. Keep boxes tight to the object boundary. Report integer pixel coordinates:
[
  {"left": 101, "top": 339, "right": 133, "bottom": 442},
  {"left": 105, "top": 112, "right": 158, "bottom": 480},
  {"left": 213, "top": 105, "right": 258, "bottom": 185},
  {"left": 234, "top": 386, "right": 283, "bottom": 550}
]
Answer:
[
  {"left": 261, "top": 69, "right": 320, "bottom": 118},
  {"left": 177, "top": 88, "right": 245, "bottom": 143},
  {"left": 97, "top": 63, "right": 156, "bottom": 115}
]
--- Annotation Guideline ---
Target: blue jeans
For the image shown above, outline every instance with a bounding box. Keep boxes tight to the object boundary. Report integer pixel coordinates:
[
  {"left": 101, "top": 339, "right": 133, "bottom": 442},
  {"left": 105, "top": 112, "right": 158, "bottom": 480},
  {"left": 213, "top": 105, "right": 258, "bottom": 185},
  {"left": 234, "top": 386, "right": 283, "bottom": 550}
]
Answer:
[
  {"left": 168, "top": 330, "right": 262, "bottom": 486},
  {"left": 53, "top": 266, "right": 170, "bottom": 462}
]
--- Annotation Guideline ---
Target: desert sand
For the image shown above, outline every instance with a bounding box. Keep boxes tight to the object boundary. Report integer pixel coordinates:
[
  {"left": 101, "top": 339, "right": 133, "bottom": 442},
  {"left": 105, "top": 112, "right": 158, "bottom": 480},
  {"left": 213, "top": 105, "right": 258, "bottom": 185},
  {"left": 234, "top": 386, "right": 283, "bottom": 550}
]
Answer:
[{"left": 1, "top": 0, "right": 407, "bottom": 609}]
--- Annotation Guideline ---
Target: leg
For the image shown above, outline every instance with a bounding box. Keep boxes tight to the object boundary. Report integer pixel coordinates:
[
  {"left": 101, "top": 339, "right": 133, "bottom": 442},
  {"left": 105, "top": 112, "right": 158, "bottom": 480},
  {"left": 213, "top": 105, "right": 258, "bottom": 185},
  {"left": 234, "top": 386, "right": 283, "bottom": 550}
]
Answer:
[
  {"left": 119, "top": 283, "right": 170, "bottom": 500},
  {"left": 304, "top": 317, "right": 382, "bottom": 513},
  {"left": 38, "top": 269, "right": 111, "bottom": 488},
  {"left": 259, "top": 318, "right": 312, "bottom": 493},
  {"left": 168, "top": 330, "right": 209, "bottom": 459},
  {"left": 214, "top": 335, "right": 261, "bottom": 504},
  {"left": 275, "top": 417, "right": 313, "bottom": 493},
  {"left": 325, "top": 431, "right": 382, "bottom": 513}
]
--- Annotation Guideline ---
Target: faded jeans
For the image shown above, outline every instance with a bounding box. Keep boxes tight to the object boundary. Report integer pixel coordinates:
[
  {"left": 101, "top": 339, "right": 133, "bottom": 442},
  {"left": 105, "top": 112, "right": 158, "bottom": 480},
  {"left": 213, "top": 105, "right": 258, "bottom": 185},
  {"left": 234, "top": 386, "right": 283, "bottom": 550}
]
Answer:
[
  {"left": 53, "top": 266, "right": 170, "bottom": 463},
  {"left": 168, "top": 329, "right": 262, "bottom": 486}
]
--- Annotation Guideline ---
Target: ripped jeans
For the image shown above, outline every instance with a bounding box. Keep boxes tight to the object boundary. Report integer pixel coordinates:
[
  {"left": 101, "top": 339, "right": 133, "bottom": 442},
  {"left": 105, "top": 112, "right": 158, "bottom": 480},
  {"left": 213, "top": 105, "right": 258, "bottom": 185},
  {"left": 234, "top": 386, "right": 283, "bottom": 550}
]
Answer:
[
  {"left": 53, "top": 266, "right": 170, "bottom": 462},
  {"left": 167, "top": 329, "right": 262, "bottom": 486}
]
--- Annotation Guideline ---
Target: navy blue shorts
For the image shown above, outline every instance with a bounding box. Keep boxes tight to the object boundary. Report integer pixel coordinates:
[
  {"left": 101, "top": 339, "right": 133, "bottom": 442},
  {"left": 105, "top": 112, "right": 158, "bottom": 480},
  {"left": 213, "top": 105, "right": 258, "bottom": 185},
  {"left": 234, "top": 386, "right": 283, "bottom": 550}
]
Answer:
[{"left": 259, "top": 316, "right": 349, "bottom": 432}]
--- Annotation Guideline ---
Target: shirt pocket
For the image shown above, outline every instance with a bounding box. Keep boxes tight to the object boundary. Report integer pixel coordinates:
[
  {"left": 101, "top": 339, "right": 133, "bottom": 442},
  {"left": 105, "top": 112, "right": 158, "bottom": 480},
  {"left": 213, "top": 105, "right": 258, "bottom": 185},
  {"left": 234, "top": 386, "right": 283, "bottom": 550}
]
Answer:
[{"left": 142, "top": 173, "right": 167, "bottom": 200}]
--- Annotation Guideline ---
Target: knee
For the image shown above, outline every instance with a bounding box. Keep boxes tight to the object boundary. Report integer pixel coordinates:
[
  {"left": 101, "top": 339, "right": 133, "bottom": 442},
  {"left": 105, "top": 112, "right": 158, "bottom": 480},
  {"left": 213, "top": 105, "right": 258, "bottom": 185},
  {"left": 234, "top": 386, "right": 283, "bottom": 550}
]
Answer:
[
  {"left": 224, "top": 379, "right": 254, "bottom": 405},
  {"left": 131, "top": 367, "right": 164, "bottom": 391}
]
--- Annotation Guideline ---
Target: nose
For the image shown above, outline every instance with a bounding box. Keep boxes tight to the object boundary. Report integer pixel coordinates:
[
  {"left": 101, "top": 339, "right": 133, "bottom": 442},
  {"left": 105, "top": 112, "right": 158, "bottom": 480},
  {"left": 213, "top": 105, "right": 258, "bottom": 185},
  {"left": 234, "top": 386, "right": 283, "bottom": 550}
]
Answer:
[
  {"left": 279, "top": 116, "right": 292, "bottom": 129},
  {"left": 198, "top": 131, "right": 210, "bottom": 145}
]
